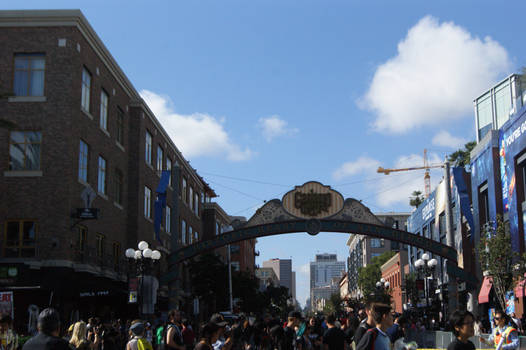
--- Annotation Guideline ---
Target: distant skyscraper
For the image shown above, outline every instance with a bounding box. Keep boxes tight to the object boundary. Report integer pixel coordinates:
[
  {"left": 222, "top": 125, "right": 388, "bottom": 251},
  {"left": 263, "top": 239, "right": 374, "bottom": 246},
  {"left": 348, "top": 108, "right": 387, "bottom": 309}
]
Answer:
[
  {"left": 309, "top": 253, "right": 345, "bottom": 310},
  {"left": 262, "top": 258, "right": 293, "bottom": 296}
]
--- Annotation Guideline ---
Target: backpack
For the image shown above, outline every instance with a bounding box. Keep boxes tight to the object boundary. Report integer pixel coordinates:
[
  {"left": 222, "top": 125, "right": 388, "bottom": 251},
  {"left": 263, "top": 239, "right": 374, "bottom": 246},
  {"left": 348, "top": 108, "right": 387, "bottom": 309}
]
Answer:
[
  {"left": 156, "top": 325, "right": 166, "bottom": 349},
  {"left": 129, "top": 337, "right": 154, "bottom": 350},
  {"left": 355, "top": 328, "right": 379, "bottom": 350},
  {"left": 166, "top": 324, "right": 184, "bottom": 348}
]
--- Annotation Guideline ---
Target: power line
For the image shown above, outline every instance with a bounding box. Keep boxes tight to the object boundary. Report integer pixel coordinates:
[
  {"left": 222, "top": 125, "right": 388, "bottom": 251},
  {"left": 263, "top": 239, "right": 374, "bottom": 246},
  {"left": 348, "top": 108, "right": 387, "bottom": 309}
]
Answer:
[
  {"left": 200, "top": 171, "right": 291, "bottom": 187},
  {"left": 207, "top": 180, "right": 267, "bottom": 202}
]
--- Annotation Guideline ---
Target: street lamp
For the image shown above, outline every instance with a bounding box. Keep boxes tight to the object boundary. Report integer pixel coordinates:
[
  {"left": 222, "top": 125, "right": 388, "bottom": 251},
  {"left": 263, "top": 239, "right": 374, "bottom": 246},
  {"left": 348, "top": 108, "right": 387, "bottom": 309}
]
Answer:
[
  {"left": 415, "top": 253, "right": 438, "bottom": 313},
  {"left": 125, "top": 241, "right": 161, "bottom": 316}
]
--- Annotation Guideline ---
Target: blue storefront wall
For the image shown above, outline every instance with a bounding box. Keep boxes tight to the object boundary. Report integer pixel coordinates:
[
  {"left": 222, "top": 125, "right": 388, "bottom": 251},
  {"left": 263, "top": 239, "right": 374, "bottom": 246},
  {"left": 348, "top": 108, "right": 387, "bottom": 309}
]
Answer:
[
  {"left": 499, "top": 105, "right": 526, "bottom": 253},
  {"left": 407, "top": 168, "right": 473, "bottom": 276},
  {"left": 470, "top": 132, "right": 501, "bottom": 242}
]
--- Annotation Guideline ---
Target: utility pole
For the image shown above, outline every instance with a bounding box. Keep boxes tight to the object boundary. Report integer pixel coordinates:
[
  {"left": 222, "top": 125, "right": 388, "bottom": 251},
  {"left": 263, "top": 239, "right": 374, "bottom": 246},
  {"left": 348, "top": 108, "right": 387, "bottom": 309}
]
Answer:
[{"left": 227, "top": 243, "right": 233, "bottom": 312}]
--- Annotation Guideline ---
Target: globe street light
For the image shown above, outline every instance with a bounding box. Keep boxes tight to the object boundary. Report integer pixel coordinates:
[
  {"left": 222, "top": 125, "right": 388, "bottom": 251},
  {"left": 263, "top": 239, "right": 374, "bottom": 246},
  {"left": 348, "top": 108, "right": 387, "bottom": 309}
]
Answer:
[
  {"left": 125, "top": 241, "right": 162, "bottom": 317},
  {"left": 415, "top": 253, "right": 438, "bottom": 314}
]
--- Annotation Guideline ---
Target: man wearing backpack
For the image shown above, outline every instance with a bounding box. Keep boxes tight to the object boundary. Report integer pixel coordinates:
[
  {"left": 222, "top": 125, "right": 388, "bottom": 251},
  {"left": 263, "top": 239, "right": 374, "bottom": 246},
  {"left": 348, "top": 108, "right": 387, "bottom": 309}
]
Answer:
[
  {"left": 166, "top": 310, "right": 186, "bottom": 350},
  {"left": 353, "top": 301, "right": 375, "bottom": 346},
  {"left": 355, "top": 304, "right": 393, "bottom": 350}
]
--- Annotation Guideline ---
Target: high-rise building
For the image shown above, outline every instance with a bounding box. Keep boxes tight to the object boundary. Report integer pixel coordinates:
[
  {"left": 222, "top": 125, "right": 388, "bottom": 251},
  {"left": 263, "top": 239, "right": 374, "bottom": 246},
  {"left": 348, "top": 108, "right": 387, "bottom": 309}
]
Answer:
[
  {"left": 309, "top": 253, "right": 345, "bottom": 310},
  {"left": 262, "top": 258, "right": 293, "bottom": 296},
  {"left": 346, "top": 212, "right": 410, "bottom": 299}
]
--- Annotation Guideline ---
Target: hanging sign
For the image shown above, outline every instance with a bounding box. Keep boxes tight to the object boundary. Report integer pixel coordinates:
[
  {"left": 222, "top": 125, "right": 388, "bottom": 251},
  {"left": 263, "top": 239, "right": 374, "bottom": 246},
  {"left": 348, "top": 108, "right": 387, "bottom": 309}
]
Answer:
[{"left": 0, "top": 291, "right": 14, "bottom": 318}]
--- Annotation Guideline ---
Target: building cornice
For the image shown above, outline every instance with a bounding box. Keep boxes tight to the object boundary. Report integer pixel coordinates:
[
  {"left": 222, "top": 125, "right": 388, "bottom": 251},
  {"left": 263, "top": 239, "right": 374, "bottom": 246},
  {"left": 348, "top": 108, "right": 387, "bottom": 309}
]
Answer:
[{"left": 0, "top": 10, "right": 209, "bottom": 191}]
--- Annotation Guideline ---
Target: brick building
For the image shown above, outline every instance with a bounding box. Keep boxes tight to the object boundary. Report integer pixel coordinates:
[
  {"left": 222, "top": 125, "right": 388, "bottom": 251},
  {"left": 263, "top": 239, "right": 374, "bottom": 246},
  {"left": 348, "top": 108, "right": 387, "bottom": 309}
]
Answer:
[
  {"left": 380, "top": 251, "right": 408, "bottom": 314},
  {"left": 0, "top": 10, "right": 216, "bottom": 326}
]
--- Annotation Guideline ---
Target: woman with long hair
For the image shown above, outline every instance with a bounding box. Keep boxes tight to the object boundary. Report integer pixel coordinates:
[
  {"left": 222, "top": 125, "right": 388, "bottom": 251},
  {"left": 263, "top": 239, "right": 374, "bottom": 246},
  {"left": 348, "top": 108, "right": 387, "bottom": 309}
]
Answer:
[
  {"left": 194, "top": 322, "right": 220, "bottom": 350},
  {"left": 69, "top": 321, "right": 92, "bottom": 350}
]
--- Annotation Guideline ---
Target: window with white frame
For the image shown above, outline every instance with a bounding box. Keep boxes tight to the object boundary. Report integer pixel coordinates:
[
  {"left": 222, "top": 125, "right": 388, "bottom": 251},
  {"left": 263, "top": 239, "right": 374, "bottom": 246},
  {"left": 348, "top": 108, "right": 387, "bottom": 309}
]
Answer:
[
  {"left": 189, "top": 187, "right": 193, "bottom": 209},
  {"left": 166, "top": 158, "right": 172, "bottom": 186},
  {"left": 144, "top": 186, "right": 151, "bottom": 218},
  {"left": 194, "top": 191, "right": 199, "bottom": 216},
  {"left": 116, "top": 108, "right": 124, "bottom": 146},
  {"left": 81, "top": 68, "right": 91, "bottom": 112},
  {"left": 182, "top": 178, "right": 187, "bottom": 202},
  {"left": 98, "top": 156, "right": 107, "bottom": 194},
  {"left": 189, "top": 226, "right": 193, "bottom": 244},
  {"left": 231, "top": 261, "right": 240, "bottom": 271},
  {"left": 145, "top": 131, "right": 152, "bottom": 165},
  {"left": 166, "top": 205, "right": 171, "bottom": 233},
  {"left": 100, "top": 90, "right": 109, "bottom": 130},
  {"left": 78, "top": 140, "right": 89, "bottom": 182},
  {"left": 194, "top": 231, "right": 198, "bottom": 242},
  {"left": 157, "top": 146, "right": 163, "bottom": 172},
  {"left": 14, "top": 54, "right": 45, "bottom": 96}
]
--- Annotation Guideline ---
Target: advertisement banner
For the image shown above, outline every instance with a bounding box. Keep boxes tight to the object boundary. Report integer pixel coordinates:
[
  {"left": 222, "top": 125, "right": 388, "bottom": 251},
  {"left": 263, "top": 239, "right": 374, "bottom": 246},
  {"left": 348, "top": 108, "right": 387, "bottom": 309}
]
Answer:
[{"left": 0, "top": 291, "right": 13, "bottom": 318}]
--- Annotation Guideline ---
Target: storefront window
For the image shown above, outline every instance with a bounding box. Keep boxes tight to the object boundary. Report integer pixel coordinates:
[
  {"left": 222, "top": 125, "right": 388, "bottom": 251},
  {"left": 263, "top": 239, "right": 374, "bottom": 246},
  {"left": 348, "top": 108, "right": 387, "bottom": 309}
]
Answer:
[{"left": 4, "top": 220, "right": 36, "bottom": 258}]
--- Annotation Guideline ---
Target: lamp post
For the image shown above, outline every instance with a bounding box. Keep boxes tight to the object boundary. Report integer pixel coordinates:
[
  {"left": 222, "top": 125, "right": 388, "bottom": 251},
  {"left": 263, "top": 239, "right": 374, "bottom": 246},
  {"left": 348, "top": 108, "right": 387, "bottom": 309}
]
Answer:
[
  {"left": 374, "top": 278, "right": 390, "bottom": 303},
  {"left": 414, "top": 253, "right": 438, "bottom": 312},
  {"left": 125, "top": 241, "right": 161, "bottom": 317}
]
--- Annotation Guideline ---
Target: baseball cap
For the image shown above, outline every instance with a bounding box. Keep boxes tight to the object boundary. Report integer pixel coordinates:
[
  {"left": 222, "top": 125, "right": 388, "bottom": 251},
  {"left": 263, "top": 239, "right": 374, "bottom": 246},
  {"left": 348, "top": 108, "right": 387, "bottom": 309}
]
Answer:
[
  {"left": 130, "top": 322, "right": 145, "bottom": 336},
  {"left": 210, "top": 313, "right": 228, "bottom": 327},
  {"left": 288, "top": 311, "right": 302, "bottom": 319}
]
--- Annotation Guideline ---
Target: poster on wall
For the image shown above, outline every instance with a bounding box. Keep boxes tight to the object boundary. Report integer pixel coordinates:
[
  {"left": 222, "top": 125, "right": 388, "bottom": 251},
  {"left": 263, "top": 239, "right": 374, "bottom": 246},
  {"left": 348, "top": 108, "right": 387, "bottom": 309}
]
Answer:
[
  {"left": 0, "top": 291, "right": 13, "bottom": 318},
  {"left": 506, "top": 291, "right": 515, "bottom": 314}
]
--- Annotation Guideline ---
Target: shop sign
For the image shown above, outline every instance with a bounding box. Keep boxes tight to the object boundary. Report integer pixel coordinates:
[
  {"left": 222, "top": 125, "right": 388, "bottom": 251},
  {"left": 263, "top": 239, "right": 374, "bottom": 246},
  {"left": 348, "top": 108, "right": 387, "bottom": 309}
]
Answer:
[
  {"left": 75, "top": 208, "right": 99, "bottom": 219},
  {"left": 282, "top": 182, "right": 344, "bottom": 219},
  {"left": 0, "top": 291, "right": 13, "bottom": 318},
  {"left": 0, "top": 267, "right": 18, "bottom": 278},
  {"left": 128, "top": 291, "right": 137, "bottom": 303},
  {"left": 79, "top": 290, "right": 109, "bottom": 297}
]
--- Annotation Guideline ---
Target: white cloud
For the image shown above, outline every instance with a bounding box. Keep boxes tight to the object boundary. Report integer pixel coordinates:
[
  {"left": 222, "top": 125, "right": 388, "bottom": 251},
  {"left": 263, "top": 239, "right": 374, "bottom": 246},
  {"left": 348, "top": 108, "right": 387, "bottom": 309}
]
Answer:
[
  {"left": 298, "top": 263, "right": 310, "bottom": 275},
  {"left": 140, "top": 90, "right": 253, "bottom": 161},
  {"left": 334, "top": 153, "right": 443, "bottom": 207},
  {"left": 333, "top": 157, "right": 380, "bottom": 181},
  {"left": 258, "top": 115, "right": 298, "bottom": 142},
  {"left": 360, "top": 15, "right": 511, "bottom": 133},
  {"left": 432, "top": 130, "right": 468, "bottom": 149}
]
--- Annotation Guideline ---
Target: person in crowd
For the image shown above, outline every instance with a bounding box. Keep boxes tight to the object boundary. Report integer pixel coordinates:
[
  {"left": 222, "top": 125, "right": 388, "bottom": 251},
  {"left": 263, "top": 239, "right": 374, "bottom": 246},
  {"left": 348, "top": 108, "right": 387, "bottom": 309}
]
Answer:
[
  {"left": 210, "top": 314, "right": 231, "bottom": 350},
  {"left": 386, "top": 314, "right": 406, "bottom": 344},
  {"left": 509, "top": 313, "right": 522, "bottom": 333},
  {"left": 296, "top": 323, "right": 313, "bottom": 350},
  {"left": 353, "top": 302, "right": 375, "bottom": 346},
  {"left": 166, "top": 310, "right": 186, "bottom": 350},
  {"left": 145, "top": 322, "right": 154, "bottom": 345},
  {"left": 126, "top": 321, "right": 153, "bottom": 350},
  {"left": 182, "top": 319, "right": 196, "bottom": 350},
  {"left": 480, "top": 310, "right": 519, "bottom": 350},
  {"left": 322, "top": 314, "right": 346, "bottom": 350},
  {"left": 473, "top": 317, "right": 482, "bottom": 336},
  {"left": 22, "top": 308, "right": 71, "bottom": 350},
  {"left": 282, "top": 311, "right": 302, "bottom": 350},
  {"left": 447, "top": 310, "right": 475, "bottom": 350},
  {"left": 69, "top": 321, "right": 92, "bottom": 350},
  {"left": 195, "top": 323, "right": 221, "bottom": 350},
  {"left": 355, "top": 303, "right": 393, "bottom": 350},
  {"left": 0, "top": 313, "right": 18, "bottom": 350}
]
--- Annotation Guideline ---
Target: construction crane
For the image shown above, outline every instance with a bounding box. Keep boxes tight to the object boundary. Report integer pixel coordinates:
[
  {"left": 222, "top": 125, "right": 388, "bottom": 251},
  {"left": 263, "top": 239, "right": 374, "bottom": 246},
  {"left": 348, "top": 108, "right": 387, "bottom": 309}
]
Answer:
[{"left": 376, "top": 149, "right": 444, "bottom": 198}]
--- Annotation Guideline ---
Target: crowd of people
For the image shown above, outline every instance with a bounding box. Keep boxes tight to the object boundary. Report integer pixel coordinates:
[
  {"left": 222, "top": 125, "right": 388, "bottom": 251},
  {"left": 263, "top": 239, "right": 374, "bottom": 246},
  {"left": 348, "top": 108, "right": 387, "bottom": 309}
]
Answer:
[{"left": 0, "top": 303, "right": 523, "bottom": 350}]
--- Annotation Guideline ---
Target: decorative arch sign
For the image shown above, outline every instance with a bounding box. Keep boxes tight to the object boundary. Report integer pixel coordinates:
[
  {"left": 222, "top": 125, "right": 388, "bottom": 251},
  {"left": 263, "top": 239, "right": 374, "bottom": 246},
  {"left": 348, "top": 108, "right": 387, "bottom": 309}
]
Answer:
[{"left": 168, "top": 181, "right": 458, "bottom": 265}]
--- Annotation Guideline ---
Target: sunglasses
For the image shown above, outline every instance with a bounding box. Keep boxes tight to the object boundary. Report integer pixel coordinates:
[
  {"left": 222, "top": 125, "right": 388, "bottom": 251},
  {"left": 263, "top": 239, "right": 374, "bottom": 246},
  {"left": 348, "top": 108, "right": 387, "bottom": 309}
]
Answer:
[{"left": 494, "top": 317, "right": 502, "bottom": 321}]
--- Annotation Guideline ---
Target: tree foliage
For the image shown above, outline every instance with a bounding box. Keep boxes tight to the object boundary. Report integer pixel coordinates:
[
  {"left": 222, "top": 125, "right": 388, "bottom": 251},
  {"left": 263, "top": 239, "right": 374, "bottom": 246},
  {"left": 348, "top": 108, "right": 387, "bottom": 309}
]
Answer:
[
  {"left": 404, "top": 272, "right": 419, "bottom": 305},
  {"left": 447, "top": 141, "right": 476, "bottom": 167},
  {"left": 409, "top": 190, "right": 425, "bottom": 208},
  {"left": 188, "top": 253, "right": 229, "bottom": 310},
  {"left": 323, "top": 292, "right": 343, "bottom": 315},
  {"left": 357, "top": 250, "right": 396, "bottom": 298},
  {"left": 479, "top": 216, "right": 526, "bottom": 311}
]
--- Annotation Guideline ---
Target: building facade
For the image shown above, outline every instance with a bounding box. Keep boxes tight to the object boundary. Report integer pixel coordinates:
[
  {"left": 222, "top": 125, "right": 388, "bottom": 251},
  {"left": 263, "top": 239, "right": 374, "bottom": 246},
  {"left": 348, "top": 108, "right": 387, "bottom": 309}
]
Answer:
[
  {"left": 262, "top": 258, "right": 295, "bottom": 298},
  {"left": 380, "top": 251, "right": 408, "bottom": 314},
  {"left": 0, "top": 10, "right": 217, "bottom": 327},
  {"left": 346, "top": 212, "right": 410, "bottom": 300},
  {"left": 255, "top": 267, "right": 279, "bottom": 291}
]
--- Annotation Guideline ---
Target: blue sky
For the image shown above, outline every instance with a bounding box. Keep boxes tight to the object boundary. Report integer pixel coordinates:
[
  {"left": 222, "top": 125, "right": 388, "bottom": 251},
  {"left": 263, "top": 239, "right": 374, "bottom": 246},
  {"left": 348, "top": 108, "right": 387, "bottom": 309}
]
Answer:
[{"left": 6, "top": 1, "right": 526, "bottom": 307}]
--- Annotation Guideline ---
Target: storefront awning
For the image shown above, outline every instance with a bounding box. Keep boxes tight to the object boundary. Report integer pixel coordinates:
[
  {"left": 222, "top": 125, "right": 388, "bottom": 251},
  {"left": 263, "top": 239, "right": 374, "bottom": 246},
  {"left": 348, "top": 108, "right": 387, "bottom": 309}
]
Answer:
[
  {"left": 515, "top": 279, "right": 526, "bottom": 298},
  {"left": 478, "top": 276, "right": 493, "bottom": 304}
]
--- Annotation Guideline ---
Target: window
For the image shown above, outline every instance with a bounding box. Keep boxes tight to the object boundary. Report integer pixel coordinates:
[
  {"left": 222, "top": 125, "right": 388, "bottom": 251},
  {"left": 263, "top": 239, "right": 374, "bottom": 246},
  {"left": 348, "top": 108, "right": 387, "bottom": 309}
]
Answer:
[
  {"left": 96, "top": 233, "right": 105, "bottom": 258},
  {"left": 144, "top": 186, "right": 152, "bottom": 218},
  {"left": 231, "top": 261, "right": 240, "bottom": 272},
  {"left": 216, "top": 222, "right": 221, "bottom": 236},
  {"left": 189, "top": 226, "right": 193, "bottom": 244},
  {"left": 439, "top": 213, "right": 447, "bottom": 236},
  {"left": 78, "top": 140, "right": 89, "bottom": 182},
  {"left": 98, "top": 156, "right": 106, "bottom": 194},
  {"left": 495, "top": 81, "right": 512, "bottom": 129},
  {"left": 181, "top": 220, "right": 187, "bottom": 245},
  {"left": 14, "top": 54, "right": 45, "bottom": 96},
  {"left": 479, "top": 182, "right": 489, "bottom": 231},
  {"left": 81, "top": 68, "right": 91, "bottom": 112},
  {"left": 4, "top": 220, "right": 36, "bottom": 258},
  {"left": 477, "top": 92, "right": 492, "bottom": 140},
  {"left": 189, "top": 187, "right": 193, "bottom": 208},
  {"left": 166, "top": 205, "right": 171, "bottom": 233},
  {"left": 182, "top": 178, "right": 188, "bottom": 202},
  {"left": 157, "top": 146, "right": 163, "bottom": 172},
  {"left": 116, "top": 108, "right": 124, "bottom": 145},
  {"left": 9, "top": 131, "right": 41, "bottom": 170},
  {"left": 114, "top": 169, "right": 123, "bottom": 205},
  {"left": 371, "top": 238, "right": 384, "bottom": 248},
  {"left": 194, "top": 231, "right": 198, "bottom": 242},
  {"left": 194, "top": 191, "right": 199, "bottom": 216},
  {"left": 145, "top": 131, "right": 152, "bottom": 165},
  {"left": 100, "top": 90, "right": 109, "bottom": 130},
  {"left": 166, "top": 158, "right": 172, "bottom": 186},
  {"left": 78, "top": 226, "right": 87, "bottom": 251},
  {"left": 112, "top": 242, "right": 120, "bottom": 269}
]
